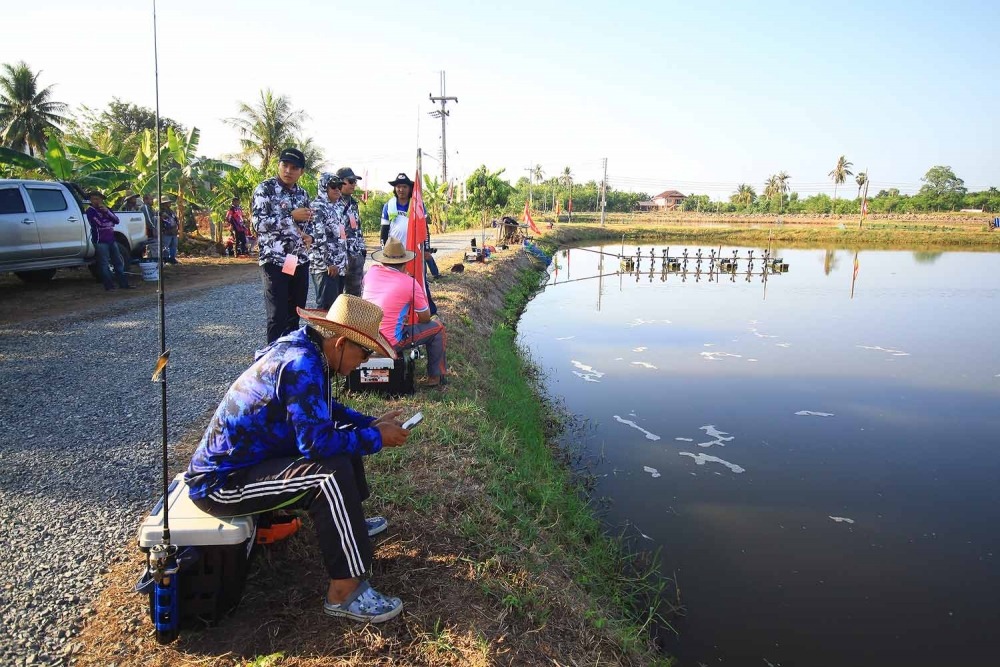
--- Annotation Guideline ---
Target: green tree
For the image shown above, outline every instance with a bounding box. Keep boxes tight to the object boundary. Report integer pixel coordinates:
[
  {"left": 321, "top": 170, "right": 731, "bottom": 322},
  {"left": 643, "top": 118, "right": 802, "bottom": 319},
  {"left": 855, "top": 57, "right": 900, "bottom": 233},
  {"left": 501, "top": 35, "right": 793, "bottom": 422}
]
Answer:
[
  {"left": 828, "top": 155, "right": 853, "bottom": 214},
  {"left": 466, "top": 165, "right": 513, "bottom": 217},
  {"left": 917, "top": 166, "right": 966, "bottom": 211},
  {"left": 225, "top": 89, "right": 306, "bottom": 168},
  {"left": 64, "top": 98, "right": 185, "bottom": 164},
  {"left": 158, "top": 127, "right": 236, "bottom": 239},
  {"left": 730, "top": 183, "right": 755, "bottom": 210},
  {"left": 0, "top": 61, "right": 68, "bottom": 156}
]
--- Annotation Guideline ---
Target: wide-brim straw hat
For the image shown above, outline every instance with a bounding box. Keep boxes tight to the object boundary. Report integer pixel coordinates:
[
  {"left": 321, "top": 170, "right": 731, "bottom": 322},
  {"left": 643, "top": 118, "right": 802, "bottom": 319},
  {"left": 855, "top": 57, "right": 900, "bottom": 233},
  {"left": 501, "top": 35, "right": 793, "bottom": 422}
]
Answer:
[
  {"left": 371, "top": 237, "right": 415, "bottom": 265},
  {"left": 297, "top": 294, "right": 396, "bottom": 359}
]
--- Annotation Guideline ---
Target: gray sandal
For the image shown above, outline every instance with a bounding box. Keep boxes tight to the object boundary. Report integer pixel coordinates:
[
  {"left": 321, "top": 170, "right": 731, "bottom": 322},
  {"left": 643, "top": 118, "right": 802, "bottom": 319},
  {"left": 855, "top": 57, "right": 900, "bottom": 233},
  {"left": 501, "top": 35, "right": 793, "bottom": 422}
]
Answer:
[{"left": 323, "top": 580, "right": 403, "bottom": 623}]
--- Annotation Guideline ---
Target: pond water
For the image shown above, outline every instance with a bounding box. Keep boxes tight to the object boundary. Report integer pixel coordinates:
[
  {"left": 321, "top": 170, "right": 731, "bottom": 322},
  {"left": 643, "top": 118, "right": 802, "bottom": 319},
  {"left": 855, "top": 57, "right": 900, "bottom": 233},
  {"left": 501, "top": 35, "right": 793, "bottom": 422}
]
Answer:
[{"left": 517, "top": 243, "right": 1000, "bottom": 667}]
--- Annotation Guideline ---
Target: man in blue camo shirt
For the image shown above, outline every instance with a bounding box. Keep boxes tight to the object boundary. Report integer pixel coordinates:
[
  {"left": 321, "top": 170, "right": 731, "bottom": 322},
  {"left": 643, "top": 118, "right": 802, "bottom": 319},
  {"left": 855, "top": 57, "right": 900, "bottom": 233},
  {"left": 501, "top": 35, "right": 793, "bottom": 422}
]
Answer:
[{"left": 185, "top": 294, "right": 412, "bottom": 623}]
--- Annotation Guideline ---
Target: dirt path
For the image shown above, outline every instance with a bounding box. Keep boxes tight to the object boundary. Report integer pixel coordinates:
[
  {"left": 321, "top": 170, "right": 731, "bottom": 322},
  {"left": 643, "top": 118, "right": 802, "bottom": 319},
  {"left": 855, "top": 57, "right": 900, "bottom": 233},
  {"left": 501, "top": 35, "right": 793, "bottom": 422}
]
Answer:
[{"left": 0, "top": 256, "right": 261, "bottom": 326}]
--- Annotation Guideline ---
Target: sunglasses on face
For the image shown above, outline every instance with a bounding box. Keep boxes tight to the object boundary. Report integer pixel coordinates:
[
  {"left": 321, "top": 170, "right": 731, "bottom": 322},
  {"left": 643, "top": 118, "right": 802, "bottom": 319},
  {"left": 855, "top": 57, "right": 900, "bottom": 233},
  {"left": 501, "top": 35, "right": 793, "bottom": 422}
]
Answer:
[
  {"left": 327, "top": 183, "right": 342, "bottom": 190},
  {"left": 354, "top": 340, "right": 374, "bottom": 360},
  {"left": 345, "top": 179, "right": 358, "bottom": 185}
]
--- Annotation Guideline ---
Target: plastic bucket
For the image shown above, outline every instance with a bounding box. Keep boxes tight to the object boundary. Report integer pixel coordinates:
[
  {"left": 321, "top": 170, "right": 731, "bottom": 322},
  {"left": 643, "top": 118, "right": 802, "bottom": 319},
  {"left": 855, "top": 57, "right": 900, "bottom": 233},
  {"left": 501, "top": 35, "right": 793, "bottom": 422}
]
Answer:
[{"left": 140, "top": 261, "right": 159, "bottom": 282}]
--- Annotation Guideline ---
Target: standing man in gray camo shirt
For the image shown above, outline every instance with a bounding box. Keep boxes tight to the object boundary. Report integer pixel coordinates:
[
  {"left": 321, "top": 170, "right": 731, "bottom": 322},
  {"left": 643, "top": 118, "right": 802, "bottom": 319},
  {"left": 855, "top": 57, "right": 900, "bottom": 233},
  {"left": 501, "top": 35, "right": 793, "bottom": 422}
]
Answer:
[{"left": 335, "top": 167, "right": 366, "bottom": 296}]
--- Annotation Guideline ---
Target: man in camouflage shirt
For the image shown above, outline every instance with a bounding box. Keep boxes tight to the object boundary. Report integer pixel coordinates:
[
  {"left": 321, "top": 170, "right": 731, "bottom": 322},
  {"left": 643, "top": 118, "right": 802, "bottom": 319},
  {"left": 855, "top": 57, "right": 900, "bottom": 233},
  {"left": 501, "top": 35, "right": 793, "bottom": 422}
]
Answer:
[
  {"left": 254, "top": 148, "right": 314, "bottom": 343},
  {"left": 335, "top": 167, "right": 366, "bottom": 296},
  {"left": 308, "top": 173, "right": 348, "bottom": 309}
]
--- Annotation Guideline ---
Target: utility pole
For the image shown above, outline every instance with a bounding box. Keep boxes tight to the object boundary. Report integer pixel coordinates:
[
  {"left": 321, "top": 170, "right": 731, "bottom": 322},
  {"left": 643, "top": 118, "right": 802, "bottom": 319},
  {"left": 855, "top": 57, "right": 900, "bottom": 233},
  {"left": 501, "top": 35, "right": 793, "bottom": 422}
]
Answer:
[
  {"left": 428, "top": 71, "right": 458, "bottom": 183},
  {"left": 599, "top": 157, "right": 608, "bottom": 227},
  {"left": 524, "top": 165, "right": 534, "bottom": 207}
]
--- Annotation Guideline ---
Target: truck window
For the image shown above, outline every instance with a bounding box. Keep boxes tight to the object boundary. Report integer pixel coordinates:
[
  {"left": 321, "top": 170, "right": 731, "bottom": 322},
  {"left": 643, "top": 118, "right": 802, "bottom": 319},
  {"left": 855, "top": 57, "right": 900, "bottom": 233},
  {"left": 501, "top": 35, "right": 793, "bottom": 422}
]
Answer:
[
  {"left": 0, "top": 187, "right": 27, "bottom": 214},
  {"left": 26, "top": 188, "right": 69, "bottom": 213}
]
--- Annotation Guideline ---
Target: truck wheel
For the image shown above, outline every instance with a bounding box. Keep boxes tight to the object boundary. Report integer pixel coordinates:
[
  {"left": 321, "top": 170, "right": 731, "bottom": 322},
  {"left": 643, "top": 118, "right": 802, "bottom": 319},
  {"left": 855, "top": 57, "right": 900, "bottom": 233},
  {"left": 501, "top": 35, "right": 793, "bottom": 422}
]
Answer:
[{"left": 14, "top": 269, "right": 57, "bottom": 283}]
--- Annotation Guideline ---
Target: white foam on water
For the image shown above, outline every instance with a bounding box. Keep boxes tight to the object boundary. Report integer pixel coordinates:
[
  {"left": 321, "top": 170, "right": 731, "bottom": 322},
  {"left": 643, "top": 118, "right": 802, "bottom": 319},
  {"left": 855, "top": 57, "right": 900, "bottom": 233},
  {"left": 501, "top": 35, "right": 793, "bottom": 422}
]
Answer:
[
  {"left": 829, "top": 516, "right": 855, "bottom": 524},
  {"left": 750, "top": 327, "right": 778, "bottom": 339},
  {"left": 643, "top": 465, "right": 661, "bottom": 478},
  {"left": 679, "top": 452, "right": 746, "bottom": 473},
  {"left": 858, "top": 345, "right": 910, "bottom": 357},
  {"left": 747, "top": 358, "right": 759, "bottom": 362},
  {"left": 614, "top": 357, "right": 624, "bottom": 361},
  {"left": 571, "top": 360, "right": 605, "bottom": 382},
  {"left": 556, "top": 335, "right": 576, "bottom": 340},
  {"left": 776, "top": 343, "right": 792, "bottom": 348},
  {"left": 613, "top": 415, "right": 662, "bottom": 441},
  {"left": 703, "top": 343, "right": 715, "bottom": 347},
  {"left": 628, "top": 317, "right": 672, "bottom": 327},
  {"left": 698, "top": 425, "right": 735, "bottom": 448},
  {"left": 796, "top": 411, "right": 834, "bottom": 417},
  {"left": 700, "top": 351, "right": 742, "bottom": 362},
  {"left": 631, "top": 361, "right": 658, "bottom": 369},
  {"left": 633, "top": 346, "right": 648, "bottom": 352},
  {"left": 675, "top": 437, "right": 694, "bottom": 442}
]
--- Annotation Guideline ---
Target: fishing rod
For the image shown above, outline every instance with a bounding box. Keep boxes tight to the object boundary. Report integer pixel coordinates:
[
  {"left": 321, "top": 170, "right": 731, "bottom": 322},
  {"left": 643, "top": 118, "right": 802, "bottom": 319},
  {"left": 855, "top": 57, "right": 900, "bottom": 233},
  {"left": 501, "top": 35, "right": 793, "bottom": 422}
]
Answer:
[{"left": 146, "top": 0, "right": 179, "bottom": 644}]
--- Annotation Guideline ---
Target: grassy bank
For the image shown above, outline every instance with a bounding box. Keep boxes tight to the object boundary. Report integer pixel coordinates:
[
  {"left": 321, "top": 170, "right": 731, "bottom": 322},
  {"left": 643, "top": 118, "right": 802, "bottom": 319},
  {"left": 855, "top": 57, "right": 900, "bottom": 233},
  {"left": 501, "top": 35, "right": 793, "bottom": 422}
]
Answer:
[
  {"left": 75, "top": 247, "right": 667, "bottom": 666},
  {"left": 543, "top": 219, "right": 1000, "bottom": 251}
]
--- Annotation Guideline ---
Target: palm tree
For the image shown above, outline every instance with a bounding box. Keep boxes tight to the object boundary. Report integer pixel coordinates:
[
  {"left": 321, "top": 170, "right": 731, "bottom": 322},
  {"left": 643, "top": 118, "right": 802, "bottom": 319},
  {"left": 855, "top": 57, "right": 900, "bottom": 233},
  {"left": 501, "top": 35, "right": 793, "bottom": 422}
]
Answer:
[
  {"left": 828, "top": 155, "right": 854, "bottom": 214},
  {"left": 293, "top": 134, "right": 325, "bottom": 172},
  {"left": 560, "top": 166, "right": 574, "bottom": 219},
  {"left": 855, "top": 171, "right": 868, "bottom": 198},
  {"left": 0, "top": 61, "right": 68, "bottom": 156},
  {"left": 731, "top": 183, "right": 755, "bottom": 210},
  {"left": 225, "top": 89, "right": 306, "bottom": 168}
]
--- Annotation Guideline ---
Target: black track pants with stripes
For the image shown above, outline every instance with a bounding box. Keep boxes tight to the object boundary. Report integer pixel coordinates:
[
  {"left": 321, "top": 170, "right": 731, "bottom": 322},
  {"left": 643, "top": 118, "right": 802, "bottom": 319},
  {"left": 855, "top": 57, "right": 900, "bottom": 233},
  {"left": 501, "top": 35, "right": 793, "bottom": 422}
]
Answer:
[{"left": 192, "top": 455, "right": 372, "bottom": 579}]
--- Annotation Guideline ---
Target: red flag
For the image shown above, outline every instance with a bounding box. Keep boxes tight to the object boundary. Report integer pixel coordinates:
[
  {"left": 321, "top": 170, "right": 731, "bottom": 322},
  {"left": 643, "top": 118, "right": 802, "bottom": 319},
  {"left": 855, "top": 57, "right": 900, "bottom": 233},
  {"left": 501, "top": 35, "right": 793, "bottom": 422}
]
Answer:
[
  {"left": 555, "top": 199, "right": 561, "bottom": 215},
  {"left": 568, "top": 197, "right": 573, "bottom": 213},
  {"left": 853, "top": 254, "right": 860, "bottom": 280},
  {"left": 523, "top": 200, "right": 540, "bottom": 235},
  {"left": 405, "top": 160, "right": 427, "bottom": 323},
  {"left": 861, "top": 198, "right": 868, "bottom": 218}
]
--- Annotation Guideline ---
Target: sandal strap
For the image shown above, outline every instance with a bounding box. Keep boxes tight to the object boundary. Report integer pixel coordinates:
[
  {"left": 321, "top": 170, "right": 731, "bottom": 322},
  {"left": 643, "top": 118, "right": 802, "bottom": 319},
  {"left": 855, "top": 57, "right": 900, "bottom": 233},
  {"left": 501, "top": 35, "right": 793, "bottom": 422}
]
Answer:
[{"left": 336, "top": 580, "right": 371, "bottom": 607}]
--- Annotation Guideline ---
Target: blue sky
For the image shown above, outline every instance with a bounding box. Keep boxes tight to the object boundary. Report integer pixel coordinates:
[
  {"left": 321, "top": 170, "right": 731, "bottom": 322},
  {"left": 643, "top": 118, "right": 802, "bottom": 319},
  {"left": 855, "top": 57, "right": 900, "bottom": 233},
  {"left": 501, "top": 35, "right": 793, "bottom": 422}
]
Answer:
[{"left": 3, "top": 0, "right": 997, "bottom": 198}]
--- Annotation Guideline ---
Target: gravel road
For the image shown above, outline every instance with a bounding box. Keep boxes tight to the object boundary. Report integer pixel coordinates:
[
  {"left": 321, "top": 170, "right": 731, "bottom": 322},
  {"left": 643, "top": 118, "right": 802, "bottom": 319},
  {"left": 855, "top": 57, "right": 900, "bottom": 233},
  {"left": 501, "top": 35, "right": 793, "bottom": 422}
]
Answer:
[
  {"left": 0, "top": 279, "right": 265, "bottom": 665},
  {"left": 0, "top": 229, "right": 481, "bottom": 664}
]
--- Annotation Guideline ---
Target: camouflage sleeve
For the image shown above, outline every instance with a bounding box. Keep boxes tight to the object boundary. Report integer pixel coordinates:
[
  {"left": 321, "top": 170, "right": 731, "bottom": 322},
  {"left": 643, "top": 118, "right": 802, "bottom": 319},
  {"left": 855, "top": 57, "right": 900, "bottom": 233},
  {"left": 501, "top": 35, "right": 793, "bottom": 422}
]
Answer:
[{"left": 278, "top": 355, "right": 383, "bottom": 458}]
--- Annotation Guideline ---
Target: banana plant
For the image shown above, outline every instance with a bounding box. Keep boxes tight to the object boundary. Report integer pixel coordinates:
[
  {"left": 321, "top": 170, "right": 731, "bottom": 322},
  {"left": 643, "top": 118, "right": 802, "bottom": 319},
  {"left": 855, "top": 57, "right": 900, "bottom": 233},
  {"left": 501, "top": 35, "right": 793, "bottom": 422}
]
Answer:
[
  {"left": 422, "top": 173, "right": 449, "bottom": 233},
  {"left": 0, "top": 136, "right": 132, "bottom": 191}
]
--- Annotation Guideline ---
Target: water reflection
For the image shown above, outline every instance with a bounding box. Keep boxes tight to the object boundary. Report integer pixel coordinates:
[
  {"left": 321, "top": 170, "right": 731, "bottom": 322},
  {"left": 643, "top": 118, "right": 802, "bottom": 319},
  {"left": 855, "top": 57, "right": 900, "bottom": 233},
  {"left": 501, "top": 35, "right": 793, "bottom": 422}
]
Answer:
[{"left": 520, "top": 244, "right": 1000, "bottom": 667}]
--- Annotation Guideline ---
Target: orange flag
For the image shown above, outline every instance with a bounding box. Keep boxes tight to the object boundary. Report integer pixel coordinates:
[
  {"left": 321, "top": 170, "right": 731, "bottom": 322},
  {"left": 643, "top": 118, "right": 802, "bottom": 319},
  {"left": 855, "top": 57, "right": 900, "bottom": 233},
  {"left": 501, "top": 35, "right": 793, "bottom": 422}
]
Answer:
[
  {"left": 523, "top": 200, "right": 540, "bottom": 235},
  {"left": 404, "top": 156, "right": 428, "bottom": 323}
]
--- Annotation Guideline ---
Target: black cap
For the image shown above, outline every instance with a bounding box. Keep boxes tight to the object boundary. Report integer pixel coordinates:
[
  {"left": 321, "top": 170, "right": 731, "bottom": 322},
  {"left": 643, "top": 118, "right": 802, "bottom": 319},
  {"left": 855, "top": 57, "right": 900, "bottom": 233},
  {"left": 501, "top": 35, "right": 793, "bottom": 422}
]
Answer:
[
  {"left": 335, "top": 167, "right": 361, "bottom": 181},
  {"left": 389, "top": 173, "right": 414, "bottom": 187},
  {"left": 278, "top": 147, "right": 306, "bottom": 168}
]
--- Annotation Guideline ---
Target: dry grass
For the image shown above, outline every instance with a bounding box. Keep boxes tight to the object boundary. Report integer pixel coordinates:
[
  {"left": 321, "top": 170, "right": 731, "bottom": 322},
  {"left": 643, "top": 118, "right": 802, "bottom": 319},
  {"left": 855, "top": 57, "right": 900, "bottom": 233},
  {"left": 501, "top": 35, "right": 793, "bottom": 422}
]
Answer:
[{"left": 72, "top": 247, "right": 663, "bottom": 666}]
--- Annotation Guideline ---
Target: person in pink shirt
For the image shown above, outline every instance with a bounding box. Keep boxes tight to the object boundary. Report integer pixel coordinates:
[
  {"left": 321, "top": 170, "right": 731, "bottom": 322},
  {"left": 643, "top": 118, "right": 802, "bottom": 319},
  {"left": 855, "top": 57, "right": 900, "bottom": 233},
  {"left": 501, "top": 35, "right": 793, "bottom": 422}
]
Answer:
[{"left": 362, "top": 238, "right": 446, "bottom": 386}]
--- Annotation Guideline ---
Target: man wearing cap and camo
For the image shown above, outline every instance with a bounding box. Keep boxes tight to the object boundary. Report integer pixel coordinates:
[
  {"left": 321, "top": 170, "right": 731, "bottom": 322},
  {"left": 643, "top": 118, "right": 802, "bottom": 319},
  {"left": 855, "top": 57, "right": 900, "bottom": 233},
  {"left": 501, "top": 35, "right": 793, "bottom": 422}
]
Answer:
[
  {"left": 185, "top": 294, "right": 411, "bottom": 623},
  {"left": 335, "top": 167, "right": 366, "bottom": 297},
  {"left": 308, "top": 173, "right": 348, "bottom": 310},
  {"left": 254, "top": 147, "right": 314, "bottom": 343}
]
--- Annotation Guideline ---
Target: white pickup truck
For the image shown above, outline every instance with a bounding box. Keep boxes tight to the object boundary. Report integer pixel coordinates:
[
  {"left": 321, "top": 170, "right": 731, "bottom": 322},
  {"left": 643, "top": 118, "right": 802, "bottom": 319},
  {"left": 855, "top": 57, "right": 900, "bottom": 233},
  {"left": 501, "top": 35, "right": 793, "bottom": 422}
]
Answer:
[{"left": 0, "top": 179, "right": 149, "bottom": 283}]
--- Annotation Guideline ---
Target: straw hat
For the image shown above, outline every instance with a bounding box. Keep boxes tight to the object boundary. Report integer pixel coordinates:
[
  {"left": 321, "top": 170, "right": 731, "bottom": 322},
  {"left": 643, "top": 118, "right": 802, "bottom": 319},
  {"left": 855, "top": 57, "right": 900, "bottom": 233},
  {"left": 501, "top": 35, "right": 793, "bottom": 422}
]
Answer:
[
  {"left": 297, "top": 294, "right": 396, "bottom": 359},
  {"left": 371, "top": 237, "right": 415, "bottom": 265}
]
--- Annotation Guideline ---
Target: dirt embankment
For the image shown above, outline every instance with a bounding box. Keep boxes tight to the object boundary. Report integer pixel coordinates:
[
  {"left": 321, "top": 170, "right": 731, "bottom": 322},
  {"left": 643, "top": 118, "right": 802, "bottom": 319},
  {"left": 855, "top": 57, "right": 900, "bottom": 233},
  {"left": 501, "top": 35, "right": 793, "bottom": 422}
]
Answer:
[{"left": 71, "top": 243, "right": 662, "bottom": 667}]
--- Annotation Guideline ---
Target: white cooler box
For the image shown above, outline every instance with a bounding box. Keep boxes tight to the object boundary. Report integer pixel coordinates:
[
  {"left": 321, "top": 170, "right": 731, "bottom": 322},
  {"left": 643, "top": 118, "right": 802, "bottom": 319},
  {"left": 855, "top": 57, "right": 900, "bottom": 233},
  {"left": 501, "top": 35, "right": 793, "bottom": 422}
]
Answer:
[{"left": 136, "top": 474, "right": 257, "bottom": 627}]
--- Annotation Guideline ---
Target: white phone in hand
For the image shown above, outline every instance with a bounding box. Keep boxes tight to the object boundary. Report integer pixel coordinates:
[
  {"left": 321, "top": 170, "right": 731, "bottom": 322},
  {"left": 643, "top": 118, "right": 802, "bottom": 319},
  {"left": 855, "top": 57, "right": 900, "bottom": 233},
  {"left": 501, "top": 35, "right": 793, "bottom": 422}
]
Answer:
[{"left": 401, "top": 411, "right": 423, "bottom": 430}]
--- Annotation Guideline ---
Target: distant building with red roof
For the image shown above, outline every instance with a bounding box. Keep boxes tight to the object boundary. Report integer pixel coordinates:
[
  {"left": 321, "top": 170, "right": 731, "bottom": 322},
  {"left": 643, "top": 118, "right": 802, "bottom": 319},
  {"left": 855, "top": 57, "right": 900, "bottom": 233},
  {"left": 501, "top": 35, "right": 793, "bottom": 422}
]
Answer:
[{"left": 638, "top": 189, "right": 687, "bottom": 211}]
